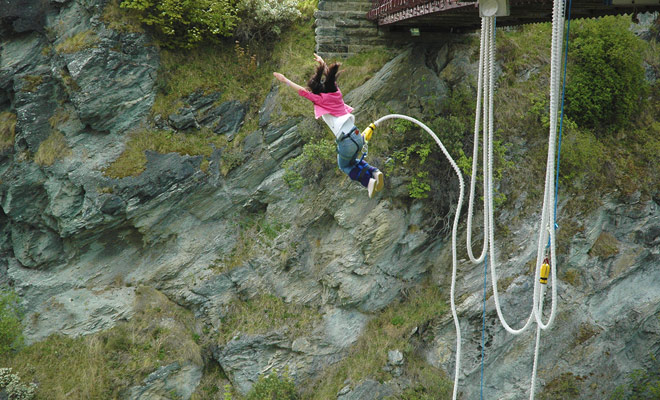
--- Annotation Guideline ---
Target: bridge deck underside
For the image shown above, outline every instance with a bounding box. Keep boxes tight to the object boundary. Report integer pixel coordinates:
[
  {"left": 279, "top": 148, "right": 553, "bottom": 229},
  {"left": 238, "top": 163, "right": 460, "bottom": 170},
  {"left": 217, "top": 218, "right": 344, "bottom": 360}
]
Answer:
[{"left": 373, "top": 0, "right": 660, "bottom": 31}]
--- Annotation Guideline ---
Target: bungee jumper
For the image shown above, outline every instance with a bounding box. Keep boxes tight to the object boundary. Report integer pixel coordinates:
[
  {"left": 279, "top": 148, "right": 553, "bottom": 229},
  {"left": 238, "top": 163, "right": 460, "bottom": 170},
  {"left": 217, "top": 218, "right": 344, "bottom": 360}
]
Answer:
[{"left": 273, "top": 53, "right": 384, "bottom": 198}]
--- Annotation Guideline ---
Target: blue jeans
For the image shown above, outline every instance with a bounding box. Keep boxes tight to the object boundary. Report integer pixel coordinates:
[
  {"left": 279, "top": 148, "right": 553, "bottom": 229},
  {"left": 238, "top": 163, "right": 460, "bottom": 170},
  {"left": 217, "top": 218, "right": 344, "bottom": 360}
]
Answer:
[
  {"left": 336, "top": 127, "right": 377, "bottom": 188},
  {"left": 336, "top": 128, "right": 365, "bottom": 175}
]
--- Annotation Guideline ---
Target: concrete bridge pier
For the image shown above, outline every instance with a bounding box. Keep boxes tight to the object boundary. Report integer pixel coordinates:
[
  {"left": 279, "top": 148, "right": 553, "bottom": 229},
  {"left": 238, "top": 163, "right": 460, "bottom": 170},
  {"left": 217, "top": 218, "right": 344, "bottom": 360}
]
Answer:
[{"left": 314, "top": 0, "right": 388, "bottom": 59}]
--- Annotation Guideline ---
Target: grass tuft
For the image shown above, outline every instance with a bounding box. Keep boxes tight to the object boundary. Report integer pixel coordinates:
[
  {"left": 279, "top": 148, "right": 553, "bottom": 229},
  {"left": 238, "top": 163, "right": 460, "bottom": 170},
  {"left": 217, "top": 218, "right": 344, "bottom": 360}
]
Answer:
[
  {"left": 20, "top": 75, "right": 44, "bottom": 92},
  {"left": 0, "top": 112, "right": 17, "bottom": 151},
  {"left": 34, "top": 131, "right": 71, "bottom": 166},
  {"left": 55, "top": 30, "right": 100, "bottom": 54},
  {"left": 104, "top": 129, "right": 225, "bottom": 178},
  {"left": 218, "top": 294, "right": 320, "bottom": 345},
  {"left": 101, "top": 0, "right": 144, "bottom": 33}
]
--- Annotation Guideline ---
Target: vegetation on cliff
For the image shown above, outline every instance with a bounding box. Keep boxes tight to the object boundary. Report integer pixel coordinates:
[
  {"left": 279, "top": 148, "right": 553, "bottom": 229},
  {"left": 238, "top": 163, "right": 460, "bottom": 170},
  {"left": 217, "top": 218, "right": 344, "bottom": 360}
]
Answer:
[{"left": 1, "top": 2, "right": 659, "bottom": 398}]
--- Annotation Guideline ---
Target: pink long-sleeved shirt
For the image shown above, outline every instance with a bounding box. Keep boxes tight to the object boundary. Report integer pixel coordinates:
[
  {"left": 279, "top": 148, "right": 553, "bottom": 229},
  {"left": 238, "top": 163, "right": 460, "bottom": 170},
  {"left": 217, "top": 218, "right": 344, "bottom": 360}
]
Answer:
[{"left": 297, "top": 88, "right": 354, "bottom": 119}]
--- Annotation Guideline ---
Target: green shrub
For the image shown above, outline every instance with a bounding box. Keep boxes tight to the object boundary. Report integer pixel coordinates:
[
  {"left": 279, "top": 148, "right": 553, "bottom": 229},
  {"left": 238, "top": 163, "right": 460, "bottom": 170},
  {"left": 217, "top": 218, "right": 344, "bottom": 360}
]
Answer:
[
  {"left": 539, "top": 372, "right": 581, "bottom": 400},
  {"left": 565, "top": 15, "right": 647, "bottom": 131},
  {"left": 409, "top": 171, "right": 431, "bottom": 199},
  {"left": 246, "top": 370, "right": 299, "bottom": 400},
  {"left": 281, "top": 139, "right": 336, "bottom": 188},
  {"left": 0, "top": 368, "right": 37, "bottom": 400},
  {"left": 120, "top": 0, "right": 238, "bottom": 49},
  {"left": 610, "top": 354, "right": 660, "bottom": 399},
  {"left": 557, "top": 124, "right": 605, "bottom": 186},
  {"left": 0, "top": 290, "right": 24, "bottom": 355},
  {"left": 234, "top": 0, "right": 302, "bottom": 42}
]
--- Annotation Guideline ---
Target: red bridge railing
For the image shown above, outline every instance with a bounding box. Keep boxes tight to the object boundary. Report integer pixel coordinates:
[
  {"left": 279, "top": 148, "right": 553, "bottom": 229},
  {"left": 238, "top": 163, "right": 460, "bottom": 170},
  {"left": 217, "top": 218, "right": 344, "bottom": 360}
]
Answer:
[{"left": 367, "top": 0, "right": 473, "bottom": 23}]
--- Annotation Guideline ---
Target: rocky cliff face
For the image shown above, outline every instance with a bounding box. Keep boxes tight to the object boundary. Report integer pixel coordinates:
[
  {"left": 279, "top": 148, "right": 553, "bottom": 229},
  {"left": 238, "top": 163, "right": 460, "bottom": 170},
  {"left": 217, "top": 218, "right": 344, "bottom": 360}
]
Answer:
[{"left": 1, "top": 1, "right": 658, "bottom": 398}]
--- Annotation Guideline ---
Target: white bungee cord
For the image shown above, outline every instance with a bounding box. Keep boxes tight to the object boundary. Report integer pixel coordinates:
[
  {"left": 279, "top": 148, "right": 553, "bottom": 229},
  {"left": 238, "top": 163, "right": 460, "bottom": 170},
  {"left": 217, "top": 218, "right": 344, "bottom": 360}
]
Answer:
[
  {"left": 364, "top": 3, "right": 565, "bottom": 398},
  {"left": 467, "top": 2, "right": 566, "bottom": 399},
  {"left": 370, "top": 114, "right": 465, "bottom": 400}
]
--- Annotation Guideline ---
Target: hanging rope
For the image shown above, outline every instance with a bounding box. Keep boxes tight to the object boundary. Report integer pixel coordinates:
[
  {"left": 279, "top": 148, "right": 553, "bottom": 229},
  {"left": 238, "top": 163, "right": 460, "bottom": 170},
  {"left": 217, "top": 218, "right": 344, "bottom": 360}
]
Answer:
[
  {"left": 369, "top": 114, "right": 465, "bottom": 400},
  {"left": 480, "top": 253, "right": 488, "bottom": 400},
  {"left": 530, "top": 0, "right": 573, "bottom": 397},
  {"left": 466, "top": 0, "right": 572, "bottom": 397}
]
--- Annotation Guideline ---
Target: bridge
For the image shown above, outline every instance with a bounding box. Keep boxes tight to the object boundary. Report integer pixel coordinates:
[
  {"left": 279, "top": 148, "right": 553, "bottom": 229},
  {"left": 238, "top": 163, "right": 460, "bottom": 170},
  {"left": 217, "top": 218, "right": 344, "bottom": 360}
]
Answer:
[{"left": 366, "top": 0, "right": 660, "bottom": 32}]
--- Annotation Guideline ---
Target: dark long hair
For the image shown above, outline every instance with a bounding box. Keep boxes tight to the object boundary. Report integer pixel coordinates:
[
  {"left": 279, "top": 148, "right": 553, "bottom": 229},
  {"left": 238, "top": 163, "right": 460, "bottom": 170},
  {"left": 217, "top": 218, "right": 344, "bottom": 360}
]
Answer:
[{"left": 307, "top": 62, "right": 341, "bottom": 94}]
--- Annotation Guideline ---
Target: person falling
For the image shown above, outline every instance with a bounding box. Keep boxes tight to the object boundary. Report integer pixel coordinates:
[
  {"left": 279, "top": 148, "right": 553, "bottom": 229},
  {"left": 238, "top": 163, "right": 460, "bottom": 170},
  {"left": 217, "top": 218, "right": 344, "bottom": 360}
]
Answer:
[{"left": 273, "top": 53, "right": 384, "bottom": 198}]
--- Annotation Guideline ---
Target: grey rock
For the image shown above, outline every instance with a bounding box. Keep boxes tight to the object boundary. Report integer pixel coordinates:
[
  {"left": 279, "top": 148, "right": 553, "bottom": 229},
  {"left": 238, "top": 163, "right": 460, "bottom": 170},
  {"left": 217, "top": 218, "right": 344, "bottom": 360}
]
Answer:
[
  {"left": 323, "top": 308, "right": 369, "bottom": 349},
  {"left": 62, "top": 33, "right": 158, "bottom": 134},
  {"left": 188, "top": 90, "right": 221, "bottom": 114},
  {"left": 10, "top": 223, "right": 63, "bottom": 268},
  {"left": 267, "top": 124, "right": 302, "bottom": 162},
  {"left": 117, "top": 151, "right": 201, "bottom": 203},
  {"left": 337, "top": 379, "right": 396, "bottom": 400},
  {"left": 259, "top": 84, "right": 280, "bottom": 128},
  {"left": 214, "top": 331, "right": 292, "bottom": 395},
  {"left": 206, "top": 100, "right": 247, "bottom": 139},
  {"left": 242, "top": 130, "right": 262, "bottom": 155},
  {"left": 127, "top": 362, "right": 203, "bottom": 400},
  {"left": 263, "top": 119, "right": 300, "bottom": 145},
  {"left": 13, "top": 72, "right": 58, "bottom": 153},
  {"left": 99, "top": 194, "right": 125, "bottom": 216},
  {"left": 169, "top": 107, "right": 198, "bottom": 131},
  {"left": 0, "top": 32, "right": 49, "bottom": 96},
  {"left": 346, "top": 46, "right": 449, "bottom": 116},
  {"left": 0, "top": 0, "right": 53, "bottom": 34},
  {"left": 387, "top": 349, "right": 403, "bottom": 366},
  {"left": 24, "top": 287, "right": 137, "bottom": 342}
]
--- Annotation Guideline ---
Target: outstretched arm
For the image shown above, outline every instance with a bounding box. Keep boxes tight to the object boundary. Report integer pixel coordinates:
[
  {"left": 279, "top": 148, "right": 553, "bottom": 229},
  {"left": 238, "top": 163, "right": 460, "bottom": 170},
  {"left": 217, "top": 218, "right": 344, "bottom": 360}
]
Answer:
[{"left": 273, "top": 72, "right": 305, "bottom": 92}]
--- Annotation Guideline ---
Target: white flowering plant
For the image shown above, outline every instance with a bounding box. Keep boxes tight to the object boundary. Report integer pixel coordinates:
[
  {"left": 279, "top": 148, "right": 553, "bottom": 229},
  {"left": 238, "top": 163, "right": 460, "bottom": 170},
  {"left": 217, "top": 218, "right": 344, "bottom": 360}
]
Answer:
[{"left": 234, "top": 0, "right": 302, "bottom": 41}]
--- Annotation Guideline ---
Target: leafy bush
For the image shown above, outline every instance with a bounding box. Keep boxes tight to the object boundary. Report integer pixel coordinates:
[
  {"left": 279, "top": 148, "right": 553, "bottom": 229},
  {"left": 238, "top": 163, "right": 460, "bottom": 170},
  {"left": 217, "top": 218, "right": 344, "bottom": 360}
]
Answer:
[
  {"left": 610, "top": 367, "right": 660, "bottom": 399},
  {"left": 234, "top": 0, "right": 302, "bottom": 42},
  {"left": 557, "top": 123, "right": 605, "bottom": 186},
  {"left": 246, "top": 370, "right": 298, "bottom": 400},
  {"left": 281, "top": 139, "right": 336, "bottom": 188},
  {"left": 538, "top": 372, "right": 580, "bottom": 400},
  {"left": 120, "top": 0, "right": 238, "bottom": 49},
  {"left": 0, "top": 368, "right": 37, "bottom": 400},
  {"left": 0, "top": 290, "right": 24, "bottom": 355},
  {"left": 565, "top": 15, "right": 647, "bottom": 131}
]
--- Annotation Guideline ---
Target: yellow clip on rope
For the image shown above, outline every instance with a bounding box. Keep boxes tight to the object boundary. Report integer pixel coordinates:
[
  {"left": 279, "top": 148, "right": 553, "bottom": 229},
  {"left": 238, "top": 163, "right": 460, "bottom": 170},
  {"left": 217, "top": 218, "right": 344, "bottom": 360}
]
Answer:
[
  {"left": 363, "top": 123, "right": 376, "bottom": 142},
  {"left": 540, "top": 258, "right": 550, "bottom": 285}
]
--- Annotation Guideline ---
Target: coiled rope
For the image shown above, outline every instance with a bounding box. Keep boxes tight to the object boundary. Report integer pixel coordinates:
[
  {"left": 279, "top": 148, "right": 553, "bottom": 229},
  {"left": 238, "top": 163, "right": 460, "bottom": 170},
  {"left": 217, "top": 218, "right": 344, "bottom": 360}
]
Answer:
[
  {"left": 467, "top": 0, "right": 569, "bottom": 398},
  {"left": 366, "top": 3, "right": 570, "bottom": 398}
]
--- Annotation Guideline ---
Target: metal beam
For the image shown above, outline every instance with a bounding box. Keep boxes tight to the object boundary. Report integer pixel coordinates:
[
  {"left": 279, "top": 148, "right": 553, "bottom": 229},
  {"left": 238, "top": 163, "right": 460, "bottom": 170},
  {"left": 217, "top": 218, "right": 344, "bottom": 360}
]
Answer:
[{"left": 368, "top": 0, "right": 660, "bottom": 28}]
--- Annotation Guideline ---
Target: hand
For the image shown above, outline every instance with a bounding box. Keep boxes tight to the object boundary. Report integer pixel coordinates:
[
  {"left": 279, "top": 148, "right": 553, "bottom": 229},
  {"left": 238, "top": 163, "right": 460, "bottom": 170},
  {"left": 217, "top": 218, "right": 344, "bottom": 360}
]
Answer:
[
  {"left": 314, "top": 53, "right": 324, "bottom": 64},
  {"left": 273, "top": 72, "right": 287, "bottom": 83}
]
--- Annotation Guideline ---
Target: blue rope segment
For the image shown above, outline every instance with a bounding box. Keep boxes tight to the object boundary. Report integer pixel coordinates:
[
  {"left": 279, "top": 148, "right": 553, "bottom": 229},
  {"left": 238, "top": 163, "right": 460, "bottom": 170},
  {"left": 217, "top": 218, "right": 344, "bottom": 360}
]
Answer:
[
  {"left": 554, "top": 0, "right": 572, "bottom": 224},
  {"left": 547, "top": 0, "right": 572, "bottom": 248}
]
